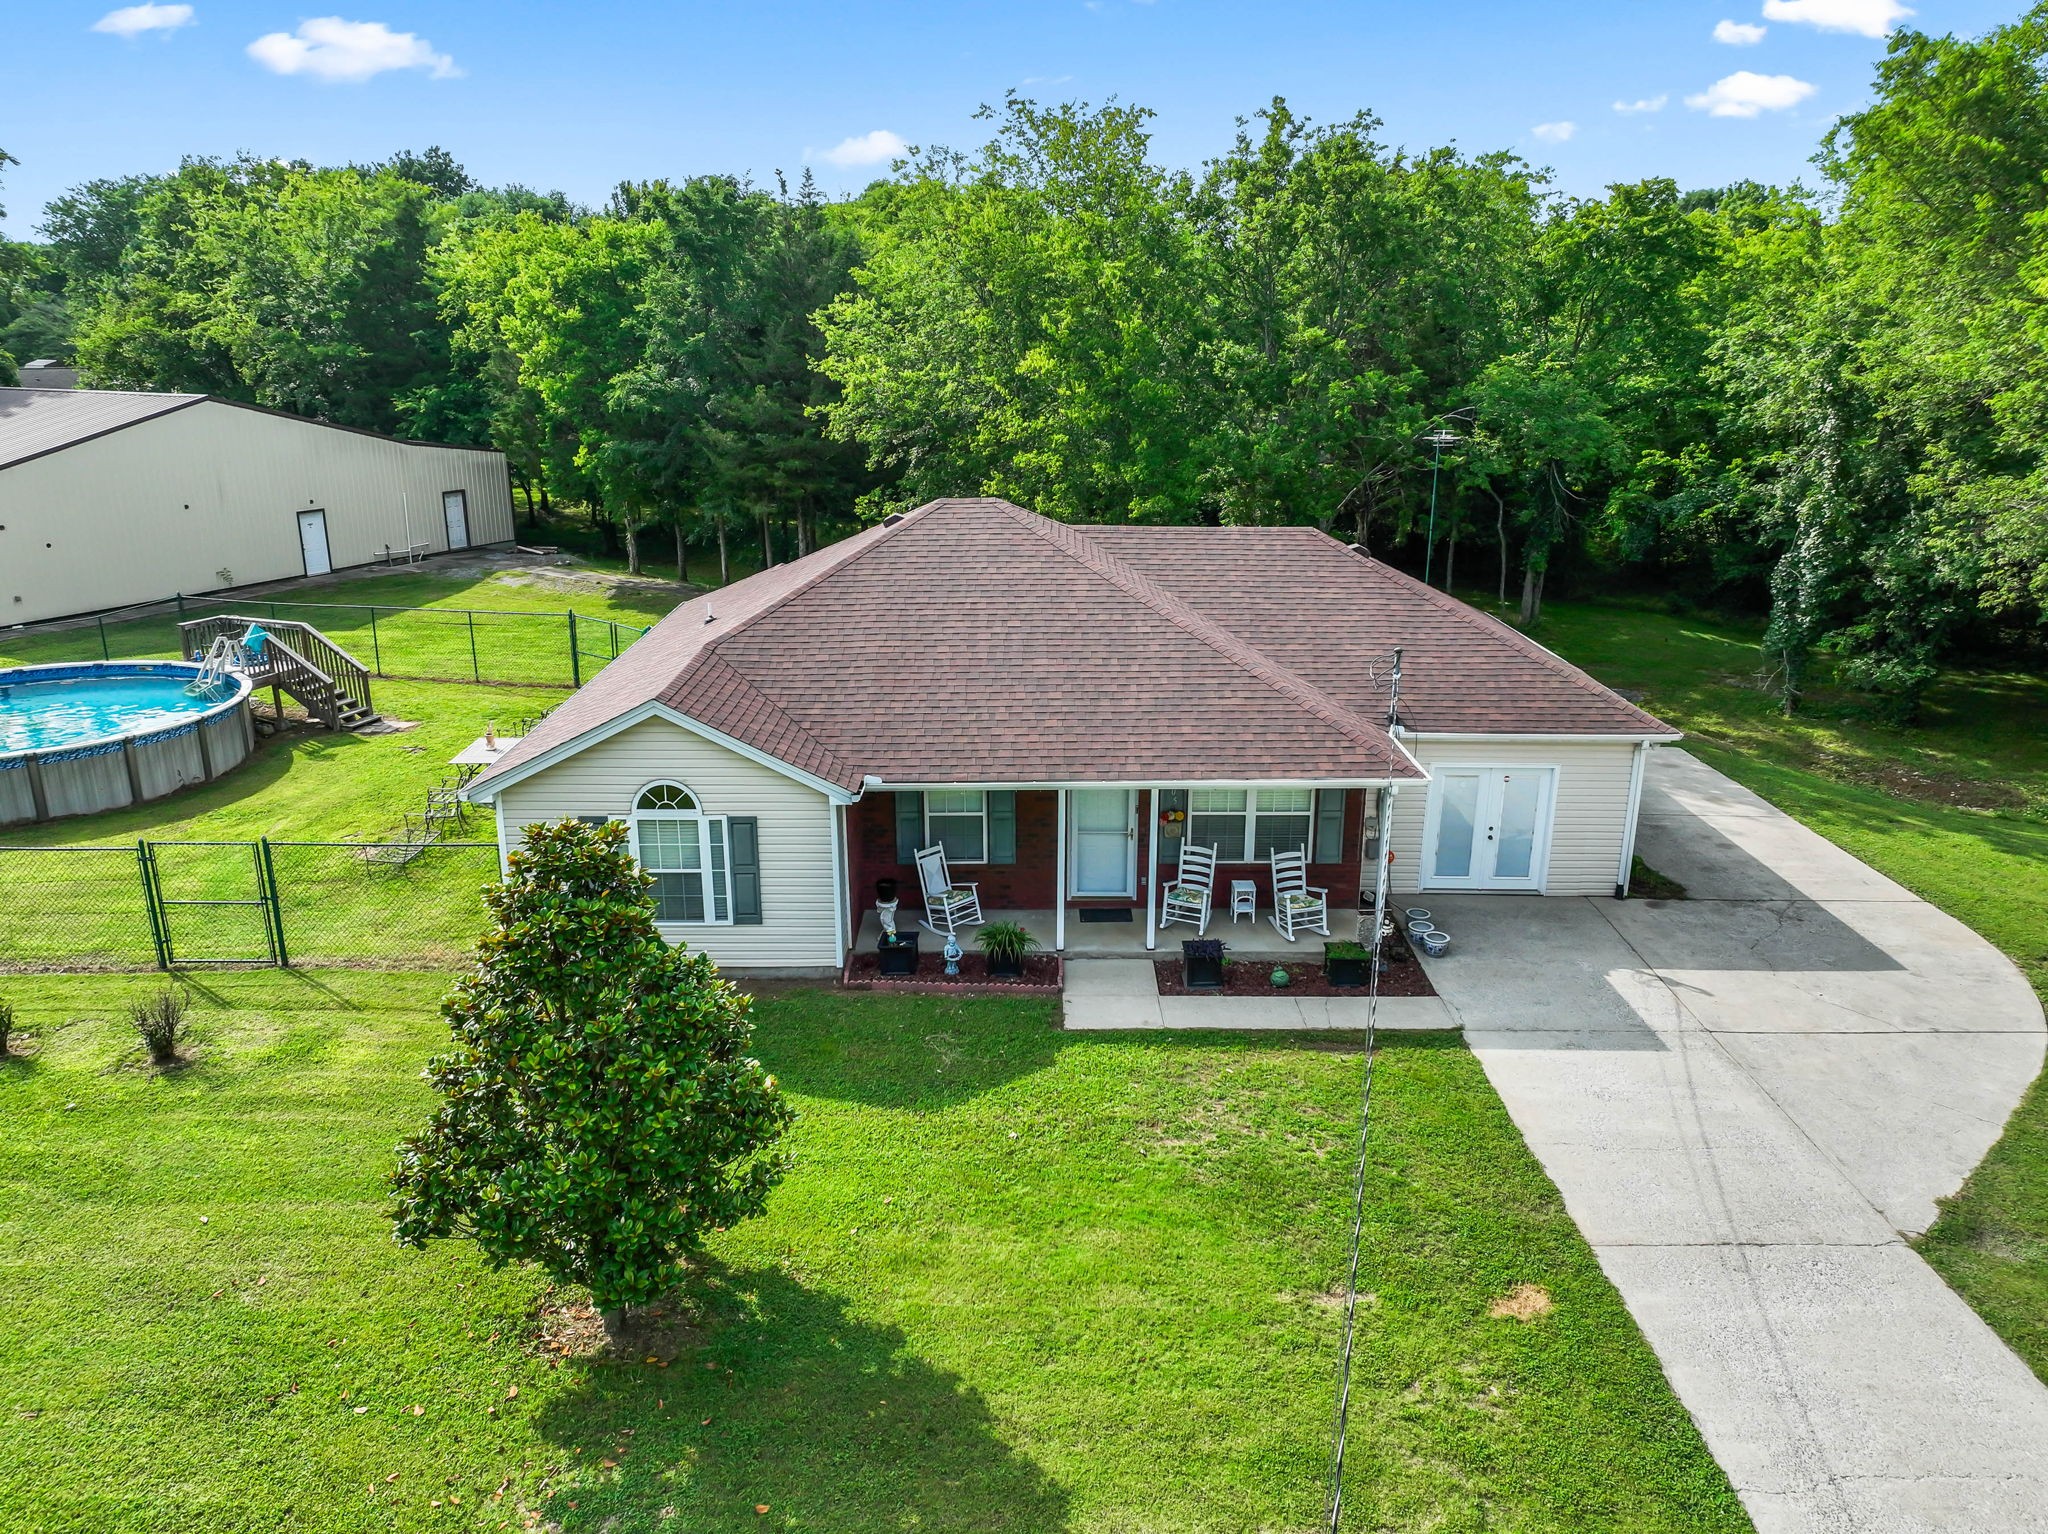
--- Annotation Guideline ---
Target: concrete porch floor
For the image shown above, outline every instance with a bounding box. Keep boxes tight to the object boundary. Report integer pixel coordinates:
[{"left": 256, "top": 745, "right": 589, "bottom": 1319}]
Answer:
[{"left": 854, "top": 905, "right": 1367, "bottom": 960}]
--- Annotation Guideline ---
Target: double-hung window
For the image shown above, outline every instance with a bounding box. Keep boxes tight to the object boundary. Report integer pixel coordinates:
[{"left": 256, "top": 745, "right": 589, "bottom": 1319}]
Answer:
[
  {"left": 1186, "top": 788, "right": 1317, "bottom": 862},
  {"left": 631, "top": 783, "right": 731, "bottom": 924},
  {"left": 924, "top": 790, "right": 988, "bottom": 863}
]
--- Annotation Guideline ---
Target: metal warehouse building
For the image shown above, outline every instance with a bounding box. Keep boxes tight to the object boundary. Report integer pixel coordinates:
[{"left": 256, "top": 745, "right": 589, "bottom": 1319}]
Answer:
[{"left": 0, "top": 387, "right": 514, "bottom": 625}]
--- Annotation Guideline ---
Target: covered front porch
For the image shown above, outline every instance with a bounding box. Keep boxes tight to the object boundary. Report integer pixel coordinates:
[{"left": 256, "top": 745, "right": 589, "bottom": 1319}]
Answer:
[{"left": 843, "top": 782, "right": 1392, "bottom": 956}]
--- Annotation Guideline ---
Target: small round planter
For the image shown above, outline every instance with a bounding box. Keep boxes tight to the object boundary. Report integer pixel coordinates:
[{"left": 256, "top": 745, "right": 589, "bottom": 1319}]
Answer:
[
  {"left": 1418, "top": 930, "right": 1450, "bottom": 958},
  {"left": 1404, "top": 907, "right": 1432, "bottom": 924}
]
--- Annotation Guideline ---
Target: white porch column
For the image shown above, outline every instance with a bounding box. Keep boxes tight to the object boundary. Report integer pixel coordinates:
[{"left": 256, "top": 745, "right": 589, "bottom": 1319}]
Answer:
[
  {"left": 1054, "top": 788, "right": 1068, "bottom": 952},
  {"left": 1144, "top": 786, "right": 1160, "bottom": 951}
]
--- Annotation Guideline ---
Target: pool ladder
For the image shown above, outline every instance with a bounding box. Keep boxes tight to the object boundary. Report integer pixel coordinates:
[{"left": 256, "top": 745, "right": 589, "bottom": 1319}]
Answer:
[{"left": 184, "top": 634, "right": 243, "bottom": 698}]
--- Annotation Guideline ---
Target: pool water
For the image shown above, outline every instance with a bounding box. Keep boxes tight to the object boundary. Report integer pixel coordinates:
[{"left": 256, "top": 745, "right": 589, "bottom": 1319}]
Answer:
[{"left": 0, "top": 672, "right": 223, "bottom": 753}]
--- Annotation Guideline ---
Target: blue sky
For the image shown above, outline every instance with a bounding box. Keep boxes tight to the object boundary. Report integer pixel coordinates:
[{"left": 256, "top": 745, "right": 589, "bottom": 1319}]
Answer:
[{"left": 1, "top": 0, "right": 2024, "bottom": 237}]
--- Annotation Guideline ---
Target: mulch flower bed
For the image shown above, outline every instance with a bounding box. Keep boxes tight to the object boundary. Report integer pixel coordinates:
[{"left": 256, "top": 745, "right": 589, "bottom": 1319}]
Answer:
[
  {"left": 841, "top": 951, "right": 1064, "bottom": 996},
  {"left": 1155, "top": 932, "right": 1438, "bottom": 998}
]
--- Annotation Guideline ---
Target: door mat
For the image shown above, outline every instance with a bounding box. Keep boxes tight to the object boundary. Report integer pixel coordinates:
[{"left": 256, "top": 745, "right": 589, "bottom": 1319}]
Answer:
[{"left": 1076, "top": 909, "right": 1134, "bottom": 923}]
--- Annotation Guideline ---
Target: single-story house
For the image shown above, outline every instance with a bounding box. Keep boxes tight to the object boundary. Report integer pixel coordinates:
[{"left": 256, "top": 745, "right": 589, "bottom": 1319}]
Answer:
[
  {"left": 463, "top": 496, "right": 1679, "bottom": 974},
  {"left": 0, "top": 386, "right": 513, "bottom": 624}
]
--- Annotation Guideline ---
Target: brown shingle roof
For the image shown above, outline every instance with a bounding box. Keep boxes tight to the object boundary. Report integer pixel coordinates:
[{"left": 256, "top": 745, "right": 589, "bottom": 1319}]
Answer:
[{"left": 473, "top": 499, "right": 1668, "bottom": 798}]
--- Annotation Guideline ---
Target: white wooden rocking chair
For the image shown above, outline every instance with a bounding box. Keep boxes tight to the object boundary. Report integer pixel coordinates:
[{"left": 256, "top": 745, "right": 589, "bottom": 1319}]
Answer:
[
  {"left": 1268, "top": 847, "right": 1329, "bottom": 940},
  {"left": 1159, "top": 842, "right": 1219, "bottom": 935},
  {"left": 914, "top": 844, "right": 984, "bottom": 939}
]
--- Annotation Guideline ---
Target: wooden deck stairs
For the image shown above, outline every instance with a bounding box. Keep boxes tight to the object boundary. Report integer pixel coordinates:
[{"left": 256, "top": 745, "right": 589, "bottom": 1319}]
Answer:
[{"left": 177, "top": 615, "right": 380, "bottom": 731}]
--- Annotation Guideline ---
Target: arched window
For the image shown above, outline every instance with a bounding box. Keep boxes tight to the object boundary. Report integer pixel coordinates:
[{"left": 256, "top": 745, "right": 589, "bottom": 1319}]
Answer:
[{"left": 631, "top": 782, "right": 731, "bottom": 924}]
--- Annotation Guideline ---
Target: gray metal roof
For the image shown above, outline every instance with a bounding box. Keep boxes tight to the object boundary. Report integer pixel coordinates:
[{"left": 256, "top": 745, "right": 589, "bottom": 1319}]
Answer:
[{"left": 0, "top": 386, "right": 207, "bottom": 471}]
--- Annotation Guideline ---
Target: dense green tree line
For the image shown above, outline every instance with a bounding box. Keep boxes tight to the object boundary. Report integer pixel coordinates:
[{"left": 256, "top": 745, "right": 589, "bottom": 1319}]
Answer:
[{"left": 6, "top": 3, "right": 2046, "bottom": 716}]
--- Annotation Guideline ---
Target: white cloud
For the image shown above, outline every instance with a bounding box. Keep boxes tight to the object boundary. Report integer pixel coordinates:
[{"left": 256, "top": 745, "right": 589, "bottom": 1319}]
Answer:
[
  {"left": 819, "top": 129, "right": 908, "bottom": 167},
  {"left": 1760, "top": 0, "right": 1913, "bottom": 36},
  {"left": 1714, "top": 19, "right": 1767, "bottom": 44},
  {"left": 92, "top": 4, "right": 194, "bottom": 37},
  {"left": 1686, "top": 70, "right": 1817, "bottom": 117},
  {"left": 1531, "top": 120, "right": 1577, "bottom": 143},
  {"left": 1613, "top": 94, "right": 1669, "bottom": 114},
  {"left": 247, "top": 17, "right": 460, "bottom": 82}
]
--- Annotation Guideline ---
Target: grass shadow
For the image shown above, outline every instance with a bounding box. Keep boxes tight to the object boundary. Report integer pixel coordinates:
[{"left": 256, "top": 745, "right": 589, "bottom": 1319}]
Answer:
[{"left": 532, "top": 1259, "right": 1071, "bottom": 1532}]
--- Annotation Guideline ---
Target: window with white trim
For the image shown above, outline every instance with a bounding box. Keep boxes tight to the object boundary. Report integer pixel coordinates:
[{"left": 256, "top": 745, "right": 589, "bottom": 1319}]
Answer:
[
  {"left": 924, "top": 789, "right": 988, "bottom": 863},
  {"left": 1186, "top": 788, "right": 1317, "bottom": 862},
  {"left": 631, "top": 783, "right": 731, "bottom": 924}
]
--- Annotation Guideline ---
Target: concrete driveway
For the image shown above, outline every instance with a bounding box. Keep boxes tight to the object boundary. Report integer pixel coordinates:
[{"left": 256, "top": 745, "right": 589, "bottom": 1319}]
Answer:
[{"left": 1423, "top": 749, "right": 2048, "bottom": 1534}]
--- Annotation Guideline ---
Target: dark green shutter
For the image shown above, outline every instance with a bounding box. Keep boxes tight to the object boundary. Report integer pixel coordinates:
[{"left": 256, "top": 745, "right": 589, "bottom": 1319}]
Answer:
[
  {"left": 728, "top": 817, "right": 762, "bottom": 924},
  {"left": 1314, "top": 790, "right": 1346, "bottom": 863},
  {"left": 988, "top": 791, "right": 1017, "bottom": 864},
  {"left": 894, "top": 792, "right": 924, "bottom": 863}
]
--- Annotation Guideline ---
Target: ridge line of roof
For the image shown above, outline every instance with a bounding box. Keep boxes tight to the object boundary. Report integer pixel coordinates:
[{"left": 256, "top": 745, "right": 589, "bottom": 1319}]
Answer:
[
  {"left": 1354, "top": 552, "right": 1669, "bottom": 731},
  {"left": 989, "top": 502, "right": 1405, "bottom": 774}
]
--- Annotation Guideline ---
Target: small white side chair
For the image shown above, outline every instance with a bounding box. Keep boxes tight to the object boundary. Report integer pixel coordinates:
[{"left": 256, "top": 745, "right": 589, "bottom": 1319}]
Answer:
[
  {"left": 1268, "top": 847, "right": 1329, "bottom": 940},
  {"left": 1160, "top": 843, "right": 1219, "bottom": 935},
  {"left": 914, "top": 844, "right": 984, "bottom": 938}
]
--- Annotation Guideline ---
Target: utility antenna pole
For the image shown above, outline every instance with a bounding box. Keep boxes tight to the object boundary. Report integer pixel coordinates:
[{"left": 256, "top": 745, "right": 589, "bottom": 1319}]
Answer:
[{"left": 1422, "top": 428, "right": 1461, "bottom": 589}]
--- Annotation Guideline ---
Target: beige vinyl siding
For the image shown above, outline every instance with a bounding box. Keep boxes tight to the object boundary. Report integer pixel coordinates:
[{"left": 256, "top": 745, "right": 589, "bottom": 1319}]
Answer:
[
  {"left": 1388, "top": 738, "right": 1642, "bottom": 897},
  {"left": 495, "top": 716, "right": 840, "bottom": 970},
  {"left": 0, "top": 400, "right": 512, "bottom": 623}
]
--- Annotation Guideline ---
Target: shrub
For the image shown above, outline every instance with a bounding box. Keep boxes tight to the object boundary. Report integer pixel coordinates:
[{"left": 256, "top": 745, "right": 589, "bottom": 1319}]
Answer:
[
  {"left": 1323, "top": 939, "right": 1373, "bottom": 962},
  {"left": 975, "top": 921, "right": 1040, "bottom": 962},
  {"left": 1182, "top": 938, "right": 1224, "bottom": 962},
  {"left": 390, "top": 818, "right": 794, "bottom": 1320},
  {"left": 131, "top": 987, "right": 189, "bottom": 1066},
  {"left": 0, "top": 996, "right": 13, "bottom": 1054}
]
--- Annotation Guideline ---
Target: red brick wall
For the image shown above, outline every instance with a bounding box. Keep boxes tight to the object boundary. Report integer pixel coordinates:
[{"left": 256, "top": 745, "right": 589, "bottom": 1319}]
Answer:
[{"left": 845, "top": 787, "right": 1366, "bottom": 939}]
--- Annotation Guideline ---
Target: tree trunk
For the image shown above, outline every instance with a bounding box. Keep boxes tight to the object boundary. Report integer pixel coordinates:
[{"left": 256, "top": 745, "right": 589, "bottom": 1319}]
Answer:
[
  {"left": 1492, "top": 489, "right": 1509, "bottom": 607},
  {"left": 623, "top": 517, "right": 641, "bottom": 576},
  {"left": 674, "top": 519, "right": 688, "bottom": 584},
  {"left": 1444, "top": 531, "right": 1457, "bottom": 595},
  {"left": 539, "top": 481, "right": 553, "bottom": 517},
  {"left": 717, "top": 518, "right": 730, "bottom": 585},
  {"left": 759, "top": 512, "right": 773, "bottom": 568},
  {"left": 1518, "top": 561, "right": 1546, "bottom": 626}
]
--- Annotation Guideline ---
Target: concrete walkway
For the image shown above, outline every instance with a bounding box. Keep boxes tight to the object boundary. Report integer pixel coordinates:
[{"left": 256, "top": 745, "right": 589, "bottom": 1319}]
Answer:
[
  {"left": 1061, "top": 958, "right": 1456, "bottom": 1030},
  {"left": 1428, "top": 749, "right": 2048, "bottom": 1533}
]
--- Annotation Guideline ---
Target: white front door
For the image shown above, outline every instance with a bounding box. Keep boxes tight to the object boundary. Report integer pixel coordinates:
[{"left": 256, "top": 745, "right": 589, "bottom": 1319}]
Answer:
[
  {"left": 442, "top": 490, "right": 469, "bottom": 550},
  {"left": 1423, "top": 767, "right": 1555, "bottom": 891},
  {"left": 1069, "top": 789, "right": 1136, "bottom": 898},
  {"left": 296, "top": 509, "right": 332, "bottom": 576}
]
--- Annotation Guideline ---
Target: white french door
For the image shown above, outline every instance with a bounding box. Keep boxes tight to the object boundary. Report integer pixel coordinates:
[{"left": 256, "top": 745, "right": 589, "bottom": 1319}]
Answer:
[
  {"left": 1068, "top": 789, "right": 1137, "bottom": 898},
  {"left": 1422, "top": 767, "right": 1555, "bottom": 891}
]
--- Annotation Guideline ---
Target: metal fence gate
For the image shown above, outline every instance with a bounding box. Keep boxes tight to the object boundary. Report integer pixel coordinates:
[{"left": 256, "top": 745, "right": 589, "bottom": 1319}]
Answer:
[{"left": 137, "top": 840, "right": 282, "bottom": 968}]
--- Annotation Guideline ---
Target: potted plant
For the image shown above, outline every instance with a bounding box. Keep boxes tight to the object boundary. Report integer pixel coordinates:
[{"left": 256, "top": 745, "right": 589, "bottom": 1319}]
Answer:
[
  {"left": 878, "top": 928, "right": 919, "bottom": 977},
  {"left": 1323, "top": 939, "right": 1374, "bottom": 988},
  {"left": 976, "top": 921, "right": 1039, "bottom": 980},
  {"left": 1181, "top": 938, "right": 1225, "bottom": 991}
]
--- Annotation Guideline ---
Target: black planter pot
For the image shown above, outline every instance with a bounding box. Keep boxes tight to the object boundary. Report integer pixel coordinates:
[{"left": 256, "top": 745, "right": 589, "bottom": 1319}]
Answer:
[
  {"left": 875, "top": 877, "right": 899, "bottom": 903},
  {"left": 987, "top": 954, "right": 1024, "bottom": 980},
  {"left": 1324, "top": 947, "right": 1370, "bottom": 988},
  {"left": 1181, "top": 941, "right": 1225, "bottom": 991},
  {"left": 878, "top": 932, "right": 919, "bottom": 976}
]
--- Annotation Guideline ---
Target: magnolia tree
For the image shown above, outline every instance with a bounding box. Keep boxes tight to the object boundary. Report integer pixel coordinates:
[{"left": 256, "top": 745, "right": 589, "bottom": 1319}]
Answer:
[{"left": 391, "top": 818, "right": 793, "bottom": 1317}]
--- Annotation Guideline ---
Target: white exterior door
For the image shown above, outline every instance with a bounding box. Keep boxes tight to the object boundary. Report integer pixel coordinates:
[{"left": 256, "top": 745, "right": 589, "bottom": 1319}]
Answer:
[
  {"left": 1069, "top": 789, "right": 1136, "bottom": 898},
  {"left": 296, "top": 509, "right": 332, "bottom": 576},
  {"left": 442, "top": 490, "right": 470, "bottom": 550},
  {"left": 1423, "top": 767, "right": 1554, "bottom": 890}
]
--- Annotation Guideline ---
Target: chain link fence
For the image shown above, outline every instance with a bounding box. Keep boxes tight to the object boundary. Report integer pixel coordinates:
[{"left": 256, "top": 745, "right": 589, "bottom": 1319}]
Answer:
[
  {"left": 2, "top": 595, "right": 645, "bottom": 688},
  {"left": 0, "top": 840, "right": 500, "bottom": 972}
]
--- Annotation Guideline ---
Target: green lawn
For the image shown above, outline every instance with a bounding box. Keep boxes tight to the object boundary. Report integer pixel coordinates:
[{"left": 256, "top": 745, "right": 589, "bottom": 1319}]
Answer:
[
  {"left": 1522, "top": 593, "right": 2048, "bottom": 1385},
  {"left": 0, "top": 973, "right": 1745, "bottom": 1533}
]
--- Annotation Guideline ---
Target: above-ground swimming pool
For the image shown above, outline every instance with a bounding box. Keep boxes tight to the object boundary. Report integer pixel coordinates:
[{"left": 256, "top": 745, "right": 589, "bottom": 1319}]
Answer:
[{"left": 0, "top": 661, "right": 254, "bottom": 824}]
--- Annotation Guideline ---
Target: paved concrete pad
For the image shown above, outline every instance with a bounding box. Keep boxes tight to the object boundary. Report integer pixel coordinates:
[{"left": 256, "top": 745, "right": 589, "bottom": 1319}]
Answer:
[{"left": 1430, "top": 748, "right": 2048, "bottom": 1534}]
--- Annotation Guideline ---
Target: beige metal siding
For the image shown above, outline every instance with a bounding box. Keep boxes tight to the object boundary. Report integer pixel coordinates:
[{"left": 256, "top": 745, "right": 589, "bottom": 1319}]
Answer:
[
  {"left": 1388, "top": 738, "right": 1640, "bottom": 896},
  {"left": 0, "top": 401, "right": 513, "bottom": 623},
  {"left": 495, "top": 716, "right": 840, "bottom": 969}
]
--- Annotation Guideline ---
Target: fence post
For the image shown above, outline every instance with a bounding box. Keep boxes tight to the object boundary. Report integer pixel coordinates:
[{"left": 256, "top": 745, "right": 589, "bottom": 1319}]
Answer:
[
  {"left": 258, "top": 837, "right": 289, "bottom": 967},
  {"left": 97, "top": 615, "right": 110, "bottom": 661},
  {"left": 369, "top": 608, "right": 383, "bottom": 676},
  {"left": 468, "top": 609, "right": 480, "bottom": 682},
  {"left": 176, "top": 593, "right": 186, "bottom": 622},
  {"left": 567, "top": 610, "right": 582, "bottom": 688},
  {"left": 137, "top": 840, "right": 170, "bottom": 971},
  {"left": 610, "top": 620, "right": 619, "bottom": 660}
]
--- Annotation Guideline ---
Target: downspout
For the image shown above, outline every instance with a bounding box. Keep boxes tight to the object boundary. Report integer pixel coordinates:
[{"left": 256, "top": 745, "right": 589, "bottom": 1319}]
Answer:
[
  {"left": 1054, "top": 789, "right": 1068, "bottom": 953},
  {"left": 830, "top": 801, "right": 850, "bottom": 968},
  {"left": 1615, "top": 741, "right": 1650, "bottom": 898},
  {"left": 1144, "top": 786, "right": 1160, "bottom": 951}
]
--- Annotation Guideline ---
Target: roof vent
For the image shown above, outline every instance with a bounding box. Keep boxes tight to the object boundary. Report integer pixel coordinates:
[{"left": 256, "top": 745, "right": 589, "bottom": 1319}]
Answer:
[
  {"left": 881, "top": 512, "right": 906, "bottom": 527},
  {"left": 1347, "top": 543, "right": 1371, "bottom": 556},
  {"left": 703, "top": 609, "right": 715, "bottom": 624}
]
